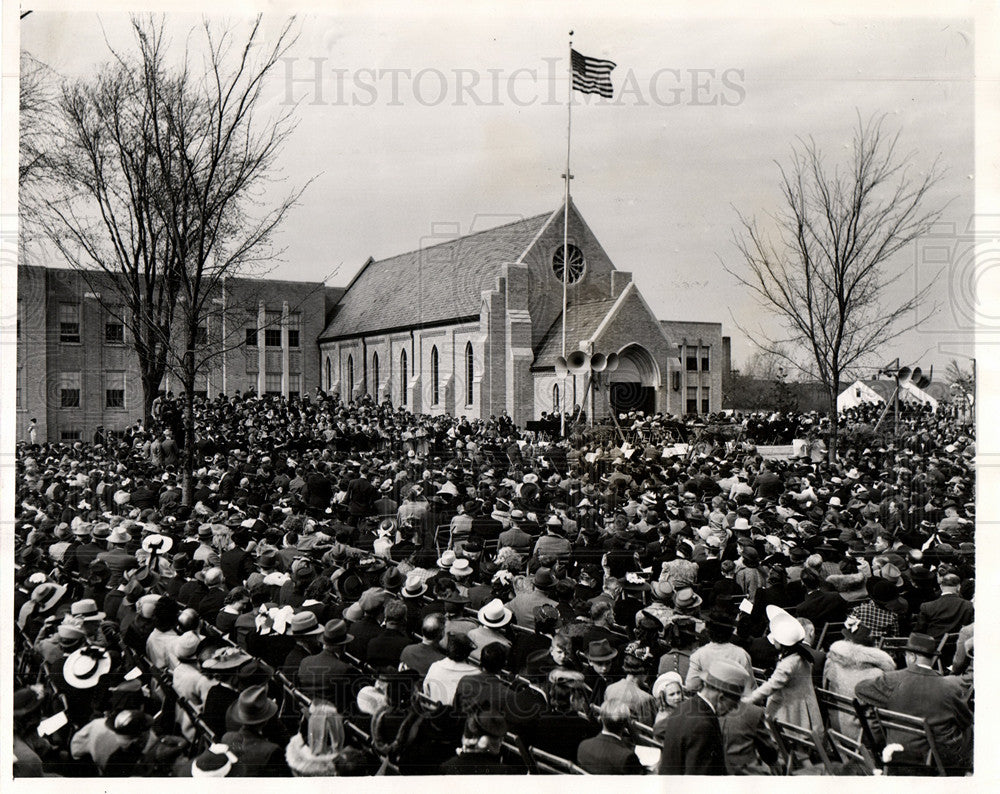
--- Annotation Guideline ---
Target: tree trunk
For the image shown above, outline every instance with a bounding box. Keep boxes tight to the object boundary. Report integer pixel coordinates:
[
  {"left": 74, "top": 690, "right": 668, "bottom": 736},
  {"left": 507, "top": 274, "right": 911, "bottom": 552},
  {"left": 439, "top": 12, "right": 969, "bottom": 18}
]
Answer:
[
  {"left": 828, "top": 378, "right": 840, "bottom": 462},
  {"left": 181, "top": 382, "right": 196, "bottom": 506}
]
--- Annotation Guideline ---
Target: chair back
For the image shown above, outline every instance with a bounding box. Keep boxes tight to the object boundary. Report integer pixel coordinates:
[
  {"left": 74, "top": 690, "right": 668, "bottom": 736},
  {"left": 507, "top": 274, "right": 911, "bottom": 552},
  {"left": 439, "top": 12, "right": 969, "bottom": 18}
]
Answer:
[
  {"left": 528, "top": 745, "right": 588, "bottom": 774},
  {"left": 865, "top": 706, "right": 948, "bottom": 775},
  {"left": 766, "top": 717, "right": 837, "bottom": 775}
]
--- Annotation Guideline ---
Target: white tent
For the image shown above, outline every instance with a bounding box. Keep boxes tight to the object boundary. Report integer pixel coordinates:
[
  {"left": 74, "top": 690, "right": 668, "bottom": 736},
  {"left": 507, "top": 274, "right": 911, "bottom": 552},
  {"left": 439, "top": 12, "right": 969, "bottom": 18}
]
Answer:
[
  {"left": 837, "top": 380, "right": 884, "bottom": 412},
  {"left": 837, "top": 378, "right": 939, "bottom": 413}
]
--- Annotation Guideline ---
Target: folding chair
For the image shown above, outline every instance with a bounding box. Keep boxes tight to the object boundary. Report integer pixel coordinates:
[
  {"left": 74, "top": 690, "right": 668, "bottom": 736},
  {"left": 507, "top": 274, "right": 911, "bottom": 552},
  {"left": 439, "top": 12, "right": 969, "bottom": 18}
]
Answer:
[
  {"left": 630, "top": 719, "right": 663, "bottom": 748},
  {"left": 816, "top": 687, "right": 864, "bottom": 739},
  {"left": 766, "top": 717, "right": 837, "bottom": 775},
  {"left": 877, "top": 636, "right": 909, "bottom": 668},
  {"left": 935, "top": 632, "right": 960, "bottom": 673},
  {"left": 529, "top": 746, "right": 589, "bottom": 774},
  {"left": 826, "top": 727, "right": 877, "bottom": 774},
  {"left": 434, "top": 524, "right": 452, "bottom": 556},
  {"left": 502, "top": 731, "right": 536, "bottom": 772},
  {"left": 864, "top": 706, "right": 949, "bottom": 776},
  {"left": 817, "top": 622, "right": 845, "bottom": 650}
]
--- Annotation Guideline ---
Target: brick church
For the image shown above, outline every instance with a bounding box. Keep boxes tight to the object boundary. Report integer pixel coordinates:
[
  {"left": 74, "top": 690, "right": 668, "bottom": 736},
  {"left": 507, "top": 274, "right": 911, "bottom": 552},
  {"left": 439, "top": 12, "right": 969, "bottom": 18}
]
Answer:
[{"left": 318, "top": 200, "right": 722, "bottom": 427}]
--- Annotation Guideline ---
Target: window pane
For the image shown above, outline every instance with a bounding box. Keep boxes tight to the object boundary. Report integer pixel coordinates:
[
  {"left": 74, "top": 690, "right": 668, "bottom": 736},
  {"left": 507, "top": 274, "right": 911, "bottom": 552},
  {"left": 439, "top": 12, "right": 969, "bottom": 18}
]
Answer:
[
  {"left": 59, "top": 303, "right": 80, "bottom": 343},
  {"left": 60, "top": 429, "right": 82, "bottom": 441},
  {"left": 289, "top": 373, "right": 301, "bottom": 398},
  {"left": 105, "top": 371, "right": 125, "bottom": 409},
  {"left": 60, "top": 373, "right": 81, "bottom": 408},
  {"left": 288, "top": 329, "right": 300, "bottom": 348},
  {"left": 685, "top": 345, "right": 698, "bottom": 371},
  {"left": 246, "top": 328, "right": 258, "bottom": 347},
  {"left": 265, "top": 372, "right": 282, "bottom": 394},
  {"left": 265, "top": 328, "right": 282, "bottom": 347},
  {"left": 106, "top": 321, "right": 124, "bottom": 344},
  {"left": 701, "top": 386, "right": 710, "bottom": 415},
  {"left": 686, "top": 385, "right": 697, "bottom": 414},
  {"left": 701, "top": 346, "right": 710, "bottom": 371}
]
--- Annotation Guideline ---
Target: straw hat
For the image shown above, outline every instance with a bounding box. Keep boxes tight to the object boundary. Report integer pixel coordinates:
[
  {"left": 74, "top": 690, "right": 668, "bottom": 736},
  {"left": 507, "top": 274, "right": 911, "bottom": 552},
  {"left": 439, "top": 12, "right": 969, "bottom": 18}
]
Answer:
[
  {"left": 477, "top": 598, "right": 513, "bottom": 628},
  {"left": 63, "top": 646, "right": 113, "bottom": 689}
]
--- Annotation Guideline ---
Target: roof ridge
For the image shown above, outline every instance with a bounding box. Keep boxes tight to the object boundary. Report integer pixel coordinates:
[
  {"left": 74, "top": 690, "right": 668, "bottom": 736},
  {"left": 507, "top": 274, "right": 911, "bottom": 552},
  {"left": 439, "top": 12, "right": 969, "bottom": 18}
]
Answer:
[{"left": 363, "top": 210, "right": 555, "bottom": 267}]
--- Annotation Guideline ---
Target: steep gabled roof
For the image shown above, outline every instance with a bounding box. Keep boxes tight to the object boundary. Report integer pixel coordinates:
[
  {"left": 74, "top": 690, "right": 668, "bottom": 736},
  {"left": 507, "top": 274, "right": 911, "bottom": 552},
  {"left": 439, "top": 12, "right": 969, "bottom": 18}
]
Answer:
[
  {"left": 320, "top": 210, "right": 558, "bottom": 340},
  {"left": 532, "top": 297, "right": 620, "bottom": 369}
]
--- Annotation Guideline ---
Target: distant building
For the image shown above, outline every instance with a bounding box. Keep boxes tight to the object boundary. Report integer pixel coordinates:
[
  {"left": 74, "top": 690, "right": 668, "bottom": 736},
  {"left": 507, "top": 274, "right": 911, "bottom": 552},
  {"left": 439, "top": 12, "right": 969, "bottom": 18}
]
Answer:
[{"left": 318, "top": 200, "right": 723, "bottom": 426}]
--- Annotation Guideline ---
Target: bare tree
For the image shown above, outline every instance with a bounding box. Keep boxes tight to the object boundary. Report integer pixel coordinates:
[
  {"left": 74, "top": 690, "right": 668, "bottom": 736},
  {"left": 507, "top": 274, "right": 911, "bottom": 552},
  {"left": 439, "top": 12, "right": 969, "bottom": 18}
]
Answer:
[
  {"left": 42, "top": 15, "right": 307, "bottom": 503},
  {"left": 19, "top": 51, "right": 58, "bottom": 243},
  {"left": 726, "top": 114, "right": 945, "bottom": 457}
]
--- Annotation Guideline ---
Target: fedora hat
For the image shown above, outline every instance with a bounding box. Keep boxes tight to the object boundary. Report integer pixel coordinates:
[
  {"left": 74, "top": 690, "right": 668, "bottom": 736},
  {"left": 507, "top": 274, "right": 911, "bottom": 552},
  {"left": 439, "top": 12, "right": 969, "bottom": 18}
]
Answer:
[
  {"left": 63, "top": 646, "right": 113, "bottom": 689},
  {"left": 401, "top": 575, "right": 428, "bottom": 599},
  {"left": 32, "top": 582, "right": 68, "bottom": 612},
  {"left": 227, "top": 684, "right": 278, "bottom": 726},
  {"left": 142, "top": 533, "right": 173, "bottom": 554},
  {"left": 288, "top": 611, "right": 325, "bottom": 636},
  {"left": 533, "top": 568, "right": 557, "bottom": 590},
  {"left": 650, "top": 580, "right": 674, "bottom": 601},
  {"left": 70, "top": 598, "right": 106, "bottom": 623},
  {"left": 437, "top": 549, "right": 457, "bottom": 569},
  {"left": 321, "top": 619, "right": 353, "bottom": 646},
  {"left": 13, "top": 687, "right": 45, "bottom": 718},
  {"left": 703, "top": 660, "right": 749, "bottom": 697},
  {"left": 585, "top": 639, "right": 618, "bottom": 663},
  {"left": 107, "top": 527, "right": 131, "bottom": 545},
  {"left": 904, "top": 632, "right": 940, "bottom": 656},
  {"left": 202, "top": 646, "right": 252, "bottom": 673},
  {"left": 672, "top": 586, "right": 702, "bottom": 611},
  {"left": 106, "top": 709, "right": 154, "bottom": 738},
  {"left": 57, "top": 620, "right": 88, "bottom": 647},
  {"left": 381, "top": 567, "right": 406, "bottom": 590},
  {"left": 477, "top": 598, "right": 513, "bottom": 628},
  {"left": 865, "top": 576, "right": 898, "bottom": 605},
  {"left": 450, "top": 559, "right": 474, "bottom": 578}
]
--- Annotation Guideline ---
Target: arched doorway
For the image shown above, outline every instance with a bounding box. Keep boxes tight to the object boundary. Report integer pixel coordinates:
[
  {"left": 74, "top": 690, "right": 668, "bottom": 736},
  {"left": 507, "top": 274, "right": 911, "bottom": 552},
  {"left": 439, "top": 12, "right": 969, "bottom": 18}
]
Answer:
[{"left": 605, "top": 344, "right": 659, "bottom": 418}]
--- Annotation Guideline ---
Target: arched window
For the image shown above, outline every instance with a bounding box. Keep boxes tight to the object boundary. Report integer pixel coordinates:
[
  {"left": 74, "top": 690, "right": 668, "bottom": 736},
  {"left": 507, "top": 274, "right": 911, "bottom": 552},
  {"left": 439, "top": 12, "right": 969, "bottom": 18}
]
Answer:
[
  {"left": 372, "top": 352, "right": 380, "bottom": 396},
  {"left": 465, "top": 342, "right": 474, "bottom": 406},
  {"left": 400, "top": 349, "right": 408, "bottom": 406},
  {"left": 347, "top": 354, "right": 354, "bottom": 398},
  {"left": 553, "top": 384, "right": 560, "bottom": 414},
  {"left": 325, "top": 356, "right": 332, "bottom": 391},
  {"left": 431, "top": 345, "right": 439, "bottom": 405}
]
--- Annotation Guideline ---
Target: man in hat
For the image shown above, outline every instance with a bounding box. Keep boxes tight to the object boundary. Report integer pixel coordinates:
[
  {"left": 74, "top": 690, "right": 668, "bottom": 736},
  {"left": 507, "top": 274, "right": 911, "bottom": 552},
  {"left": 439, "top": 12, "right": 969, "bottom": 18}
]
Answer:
[
  {"left": 505, "top": 568, "right": 559, "bottom": 630},
  {"left": 603, "top": 652, "right": 656, "bottom": 726},
  {"left": 453, "top": 642, "right": 542, "bottom": 731},
  {"left": 583, "top": 639, "right": 620, "bottom": 705},
  {"left": 365, "top": 599, "right": 412, "bottom": 669},
  {"left": 221, "top": 685, "right": 290, "bottom": 776},
  {"left": 468, "top": 598, "right": 513, "bottom": 663},
  {"left": 658, "top": 660, "right": 748, "bottom": 775},
  {"left": 201, "top": 647, "right": 253, "bottom": 738},
  {"left": 297, "top": 620, "right": 355, "bottom": 713},
  {"left": 855, "top": 632, "right": 972, "bottom": 774},
  {"left": 686, "top": 610, "right": 754, "bottom": 696},
  {"left": 279, "top": 611, "right": 326, "bottom": 679},
  {"left": 439, "top": 711, "right": 523, "bottom": 775},
  {"left": 577, "top": 699, "right": 645, "bottom": 775},
  {"left": 71, "top": 709, "right": 154, "bottom": 776},
  {"left": 96, "top": 528, "right": 138, "bottom": 588},
  {"left": 498, "top": 510, "right": 533, "bottom": 553}
]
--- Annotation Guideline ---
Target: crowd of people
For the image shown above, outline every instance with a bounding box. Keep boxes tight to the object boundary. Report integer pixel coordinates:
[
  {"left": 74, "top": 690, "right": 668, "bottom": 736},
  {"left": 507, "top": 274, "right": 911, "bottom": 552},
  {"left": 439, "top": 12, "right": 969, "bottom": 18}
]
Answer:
[{"left": 13, "top": 390, "right": 975, "bottom": 776}]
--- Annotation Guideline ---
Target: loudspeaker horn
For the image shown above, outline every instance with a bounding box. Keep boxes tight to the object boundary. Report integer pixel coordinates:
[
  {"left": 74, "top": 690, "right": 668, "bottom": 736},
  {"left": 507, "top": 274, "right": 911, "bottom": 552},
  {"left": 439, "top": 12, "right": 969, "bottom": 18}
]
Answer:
[
  {"left": 567, "top": 350, "right": 590, "bottom": 374},
  {"left": 555, "top": 356, "right": 569, "bottom": 377},
  {"left": 591, "top": 353, "right": 608, "bottom": 372},
  {"left": 896, "top": 366, "right": 911, "bottom": 382},
  {"left": 909, "top": 366, "right": 922, "bottom": 384},
  {"left": 604, "top": 353, "right": 619, "bottom": 372}
]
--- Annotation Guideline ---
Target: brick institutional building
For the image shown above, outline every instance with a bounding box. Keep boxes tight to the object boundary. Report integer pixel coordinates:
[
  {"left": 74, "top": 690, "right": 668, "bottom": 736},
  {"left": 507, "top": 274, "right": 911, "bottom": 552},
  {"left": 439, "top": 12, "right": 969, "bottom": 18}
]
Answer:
[{"left": 17, "top": 201, "right": 723, "bottom": 442}]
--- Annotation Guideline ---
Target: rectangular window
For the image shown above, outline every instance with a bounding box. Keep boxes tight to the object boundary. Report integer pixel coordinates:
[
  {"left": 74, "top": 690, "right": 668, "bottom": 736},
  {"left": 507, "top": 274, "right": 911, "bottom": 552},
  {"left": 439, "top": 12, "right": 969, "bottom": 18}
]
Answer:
[
  {"left": 264, "top": 328, "right": 282, "bottom": 347},
  {"left": 195, "top": 325, "right": 208, "bottom": 346},
  {"left": 686, "top": 385, "right": 698, "bottom": 414},
  {"left": 60, "top": 372, "right": 81, "bottom": 408},
  {"left": 17, "top": 301, "right": 22, "bottom": 341},
  {"left": 60, "top": 429, "right": 82, "bottom": 442},
  {"left": 288, "top": 313, "right": 301, "bottom": 348},
  {"left": 16, "top": 366, "right": 23, "bottom": 408},
  {"left": 246, "top": 328, "right": 258, "bottom": 347},
  {"left": 288, "top": 373, "right": 301, "bottom": 399},
  {"left": 59, "top": 303, "right": 81, "bottom": 343},
  {"left": 105, "top": 371, "right": 125, "bottom": 409},
  {"left": 265, "top": 372, "right": 282, "bottom": 395},
  {"left": 701, "top": 346, "right": 710, "bottom": 372},
  {"left": 701, "top": 386, "right": 710, "bottom": 415},
  {"left": 685, "top": 345, "right": 698, "bottom": 372},
  {"left": 105, "top": 309, "right": 125, "bottom": 344}
]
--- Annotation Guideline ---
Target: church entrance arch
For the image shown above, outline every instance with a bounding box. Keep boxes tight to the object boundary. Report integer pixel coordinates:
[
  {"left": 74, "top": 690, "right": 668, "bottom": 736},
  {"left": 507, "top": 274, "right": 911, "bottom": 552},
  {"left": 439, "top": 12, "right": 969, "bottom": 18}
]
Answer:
[{"left": 605, "top": 344, "right": 659, "bottom": 418}]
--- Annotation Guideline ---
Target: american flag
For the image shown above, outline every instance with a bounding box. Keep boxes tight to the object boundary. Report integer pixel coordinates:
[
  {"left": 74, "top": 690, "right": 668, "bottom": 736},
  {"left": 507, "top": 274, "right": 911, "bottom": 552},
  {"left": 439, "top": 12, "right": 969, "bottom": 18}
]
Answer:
[{"left": 571, "top": 48, "right": 616, "bottom": 98}]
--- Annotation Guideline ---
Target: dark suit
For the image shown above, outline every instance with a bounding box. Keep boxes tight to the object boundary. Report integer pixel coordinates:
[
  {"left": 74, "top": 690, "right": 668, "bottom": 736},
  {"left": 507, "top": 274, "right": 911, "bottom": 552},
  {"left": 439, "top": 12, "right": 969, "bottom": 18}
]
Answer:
[
  {"left": 794, "top": 588, "right": 851, "bottom": 628},
  {"left": 297, "top": 649, "right": 354, "bottom": 713},
  {"left": 657, "top": 693, "right": 727, "bottom": 775},
  {"left": 220, "top": 727, "right": 290, "bottom": 777},
  {"left": 914, "top": 593, "right": 974, "bottom": 639},
  {"left": 854, "top": 664, "right": 972, "bottom": 774},
  {"left": 577, "top": 732, "right": 645, "bottom": 775}
]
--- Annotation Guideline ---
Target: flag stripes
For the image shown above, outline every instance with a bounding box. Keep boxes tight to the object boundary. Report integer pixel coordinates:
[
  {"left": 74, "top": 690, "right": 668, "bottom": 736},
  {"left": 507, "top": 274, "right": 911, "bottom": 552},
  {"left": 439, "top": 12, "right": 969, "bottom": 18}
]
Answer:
[{"left": 571, "top": 48, "right": 616, "bottom": 98}]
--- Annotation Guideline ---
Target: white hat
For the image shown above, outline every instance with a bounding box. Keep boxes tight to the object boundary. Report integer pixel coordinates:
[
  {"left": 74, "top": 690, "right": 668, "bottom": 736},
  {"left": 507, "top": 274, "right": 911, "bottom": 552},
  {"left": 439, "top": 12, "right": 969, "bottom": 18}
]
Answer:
[
  {"left": 437, "top": 549, "right": 457, "bottom": 569},
  {"left": 450, "top": 559, "right": 473, "bottom": 578},
  {"left": 142, "top": 534, "right": 173, "bottom": 554},
  {"left": 766, "top": 605, "right": 805, "bottom": 646},
  {"left": 733, "top": 517, "right": 751, "bottom": 531},
  {"left": 477, "top": 598, "right": 513, "bottom": 628},
  {"left": 63, "top": 646, "right": 113, "bottom": 689}
]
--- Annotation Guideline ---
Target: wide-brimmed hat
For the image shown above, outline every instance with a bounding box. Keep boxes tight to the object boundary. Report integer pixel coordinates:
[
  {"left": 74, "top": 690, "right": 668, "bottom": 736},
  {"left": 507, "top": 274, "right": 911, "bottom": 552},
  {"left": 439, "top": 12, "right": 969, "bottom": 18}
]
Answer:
[
  {"left": 227, "top": 684, "right": 278, "bottom": 726},
  {"left": 703, "top": 660, "right": 749, "bottom": 697},
  {"left": 650, "top": 580, "right": 673, "bottom": 601},
  {"left": 142, "top": 534, "right": 173, "bottom": 554},
  {"left": 32, "top": 582, "right": 68, "bottom": 612},
  {"left": 322, "top": 619, "right": 353, "bottom": 646},
  {"left": 13, "top": 687, "right": 46, "bottom": 718},
  {"left": 401, "top": 575, "right": 428, "bottom": 599},
  {"left": 288, "top": 611, "right": 325, "bottom": 636},
  {"left": 522, "top": 473, "right": 539, "bottom": 484},
  {"left": 70, "top": 598, "right": 105, "bottom": 623},
  {"left": 63, "top": 646, "right": 113, "bottom": 689},
  {"left": 343, "top": 589, "right": 388, "bottom": 622},
  {"left": 904, "top": 632, "right": 940, "bottom": 656},
  {"left": 533, "top": 568, "right": 557, "bottom": 590},
  {"left": 673, "top": 586, "right": 702, "bottom": 611},
  {"left": 57, "top": 620, "right": 88, "bottom": 648},
  {"left": 585, "top": 639, "right": 618, "bottom": 662},
  {"left": 865, "top": 576, "right": 900, "bottom": 606},
  {"left": 106, "top": 709, "right": 154, "bottom": 738},
  {"left": 765, "top": 605, "right": 805, "bottom": 647},
  {"left": 107, "top": 527, "right": 131, "bottom": 545},
  {"left": 437, "top": 550, "right": 457, "bottom": 569},
  {"left": 477, "top": 598, "right": 512, "bottom": 628},
  {"left": 202, "top": 646, "right": 253, "bottom": 673}
]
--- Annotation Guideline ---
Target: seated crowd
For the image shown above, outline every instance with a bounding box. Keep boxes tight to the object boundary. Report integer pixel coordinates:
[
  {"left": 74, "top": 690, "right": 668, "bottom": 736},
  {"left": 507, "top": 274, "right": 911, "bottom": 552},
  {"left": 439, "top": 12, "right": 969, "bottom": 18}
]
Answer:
[{"left": 12, "top": 391, "right": 975, "bottom": 776}]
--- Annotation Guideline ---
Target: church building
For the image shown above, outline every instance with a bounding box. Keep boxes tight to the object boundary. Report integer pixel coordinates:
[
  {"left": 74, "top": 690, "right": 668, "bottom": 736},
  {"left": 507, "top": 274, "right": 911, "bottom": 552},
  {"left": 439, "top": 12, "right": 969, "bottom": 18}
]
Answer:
[{"left": 318, "top": 200, "right": 723, "bottom": 426}]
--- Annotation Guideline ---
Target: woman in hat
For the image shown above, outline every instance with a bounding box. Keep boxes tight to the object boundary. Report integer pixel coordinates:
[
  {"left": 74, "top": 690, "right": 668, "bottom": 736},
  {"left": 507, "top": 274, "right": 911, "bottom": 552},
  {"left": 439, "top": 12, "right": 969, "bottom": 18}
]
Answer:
[
  {"left": 284, "top": 701, "right": 346, "bottom": 776},
  {"left": 519, "top": 669, "right": 595, "bottom": 761},
  {"left": 650, "top": 671, "right": 685, "bottom": 735},
  {"left": 822, "top": 616, "right": 895, "bottom": 735},
  {"left": 200, "top": 646, "right": 253, "bottom": 738},
  {"left": 744, "top": 605, "right": 823, "bottom": 731}
]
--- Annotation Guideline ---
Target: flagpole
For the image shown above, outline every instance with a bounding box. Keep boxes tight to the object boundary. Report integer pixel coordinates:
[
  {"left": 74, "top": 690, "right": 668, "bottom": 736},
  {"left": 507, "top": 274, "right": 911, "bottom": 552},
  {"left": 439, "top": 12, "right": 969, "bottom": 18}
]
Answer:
[{"left": 561, "top": 31, "right": 573, "bottom": 437}]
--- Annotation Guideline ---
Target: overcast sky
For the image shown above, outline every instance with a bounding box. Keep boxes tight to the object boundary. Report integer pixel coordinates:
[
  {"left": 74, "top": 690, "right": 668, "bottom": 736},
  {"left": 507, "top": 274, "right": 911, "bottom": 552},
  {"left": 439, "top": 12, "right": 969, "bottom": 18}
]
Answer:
[{"left": 20, "top": 2, "right": 977, "bottom": 375}]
